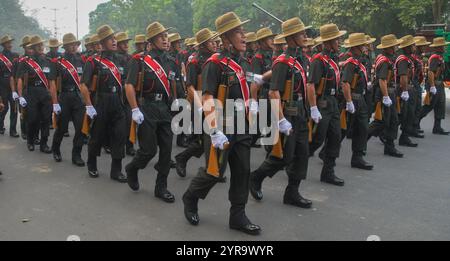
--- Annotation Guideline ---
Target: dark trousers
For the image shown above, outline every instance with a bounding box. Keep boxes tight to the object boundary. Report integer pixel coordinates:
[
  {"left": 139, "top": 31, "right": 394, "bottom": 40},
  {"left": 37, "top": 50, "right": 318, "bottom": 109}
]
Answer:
[
  {"left": 87, "top": 94, "right": 126, "bottom": 167},
  {"left": 0, "top": 80, "right": 18, "bottom": 133},
  {"left": 175, "top": 108, "right": 205, "bottom": 163},
  {"left": 187, "top": 133, "right": 251, "bottom": 208},
  {"left": 413, "top": 81, "right": 423, "bottom": 129},
  {"left": 368, "top": 88, "right": 399, "bottom": 149},
  {"left": 253, "top": 110, "right": 309, "bottom": 182},
  {"left": 25, "top": 86, "right": 52, "bottom": 145},
  {"left": 126, "top": 100, "right": 173, "bottom": 189},
  {"left": 51, "top": 91, "right": 85, "bottom": 156},
  {"left": 347, "top": 97, "right": 369, "bottom": 155},
  {"left": 309, "top": 96, "right": 342, "bottom": 159},
  {"left": 421, "top": 83, "right": 446, "bottom": 121},
  {"left": 399, "top": 87, "right": 417, "bottom": 140}
]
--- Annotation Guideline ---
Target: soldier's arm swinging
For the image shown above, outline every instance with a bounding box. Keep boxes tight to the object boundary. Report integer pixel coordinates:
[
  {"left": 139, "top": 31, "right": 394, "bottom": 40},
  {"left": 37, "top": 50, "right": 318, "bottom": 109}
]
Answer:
[
  {"left": 80, "top": 83, "right": 93, "bottom": 106},
  {"left": 342, "top": 81, "right": 352, "bottom": 102},
  {"left": 17, "top": 78, "right": 23, "bottom": 97},
  {"left": 125, "top": 83, "right": 139, "bottom": 109},
  {"left": 400, "top": 75, "right": 408, "bottom": 91},
  {"left": 269, "top": 90, "right": 284, "bottom": 120},
  {"left": 49, "top": 80, "right": 58, "bottom": 104},
  {"left": 9, "top": 76, "right": 15, "bottom": 92},
  {"left": 379, "top": 79, "right": 388, "bottom": 97},
  {"left": 203, "top": 93, "right": 217, "bottom": 129}
]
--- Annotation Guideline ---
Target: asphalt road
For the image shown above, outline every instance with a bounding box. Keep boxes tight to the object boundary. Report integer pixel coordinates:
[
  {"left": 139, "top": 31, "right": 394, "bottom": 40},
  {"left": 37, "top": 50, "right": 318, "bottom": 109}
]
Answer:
[{"left": 1, "top": 94, "right": 450, "bottom": 241}]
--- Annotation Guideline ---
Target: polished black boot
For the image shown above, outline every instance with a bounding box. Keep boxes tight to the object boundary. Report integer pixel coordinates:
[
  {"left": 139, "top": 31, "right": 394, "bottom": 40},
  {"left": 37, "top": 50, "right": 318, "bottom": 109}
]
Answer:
[
  {"left": 384, "top": 140, "right": 404, "bottom": 158},
  {"left": 87, "top": 155, "right": 99, "bottom": 178},
  {"left": 283, "top": 180, "right": 312, "bottom": 209},
  {"left": 175, "top": 153, "right": 189, "bottom": 178},
  {"left": 53, "top": 150, "right": 62, "bottom": 162},
  {"left": 229, "top": 205, "right": 261, "bottom": 236},
  {"left": 182, "top": 190, "right": 199, "bottom": 225},
  {"left": 320, "top": 157, "right": 345, "bottom": 186},
  {"left": 433, "top": 120, "right": 450, "bottom": 135},
  {"left": 399, "top": 134, "right": 418, "bottom": 147},
  {"left": 110, "top": 159, "right": 127, "bottom": 183},
  {"left": 125, "top": 164, "right": 140, "bottom": 191},
  {"left": 155, "top": 186, "right": 175, "bottom": 203},
  {"left": 249, "top": 170, "right": 266, "bottom": 201},
  {"left": 351, "top": 154, "right": 374, "bottom": 170},
  {"left": 40, "top": 138, "right": 52, "bottom": 154},
  {"left": 27, "top": 143, "right": 35, "bottom": 151}
]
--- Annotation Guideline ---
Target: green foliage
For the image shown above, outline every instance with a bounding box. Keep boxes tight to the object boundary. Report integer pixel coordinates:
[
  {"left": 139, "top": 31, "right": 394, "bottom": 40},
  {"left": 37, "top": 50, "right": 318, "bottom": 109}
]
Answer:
[{"left": 0, "top": 0, "right": 49, "bottom": 50}]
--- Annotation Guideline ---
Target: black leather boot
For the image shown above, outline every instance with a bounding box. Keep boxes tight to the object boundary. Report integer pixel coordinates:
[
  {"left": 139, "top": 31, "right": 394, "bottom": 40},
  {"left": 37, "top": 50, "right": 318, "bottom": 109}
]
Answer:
[
  {"left": 320, "top": 157, "right": 345, "bottom": 186},
  {"left": 125, "top": 164, "right": 140, "bottom": 191},
  {"left": 249, "top": 170, "right": 266, "bottom": 201},
  {"left": 110, "top": 159, "right": 127, "bottom": 183},
  {"left": 87, "top": 155, "right": 99, "bottom": 178},
  {"left": 283, "top": 180, "right": 312, "bottom": 209},
  {"left": 351, "top": 154, "right": 374, "bottom": 170},
  {"left": 183, "top": 190, "right": 199, "bottom": 226},
  {"left": 229, "top": 205, "right": 261, "bottom": 236}
]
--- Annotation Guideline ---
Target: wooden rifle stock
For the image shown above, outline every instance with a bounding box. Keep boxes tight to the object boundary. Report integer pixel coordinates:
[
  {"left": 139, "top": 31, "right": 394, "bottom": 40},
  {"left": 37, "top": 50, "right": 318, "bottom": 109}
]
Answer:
[
  {"left": 350, "top": 74, "right": 359, "bottom": 90},
  {"left": 129, "top": 71, "right": 144, "bottom": 145}
]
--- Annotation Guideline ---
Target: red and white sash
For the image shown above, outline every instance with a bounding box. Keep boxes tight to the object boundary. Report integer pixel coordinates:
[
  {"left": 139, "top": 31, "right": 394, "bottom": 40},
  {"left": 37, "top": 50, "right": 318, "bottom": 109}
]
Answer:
[
  {"left": 429, "top": 54, "right": 443, "bottom": 66},
  {"left": 207, "top": 53, "right": 250, "bottom": 108},
  {"left": 0, "top": 54, "right": 13, "bottom": 73},
  {"left": 94, "top": 56, "right": 122, "bottom": 88},
  {"left": 394, "top": 55, "right": 415, "bottom": 83},
  {"left": 273, "top": 54, "right": 307, "bottom": 94},
  {"left": 142, "top": 55, "right": 171, "bottom": 97},
  {"left": 26, "top": 58, "right": 49, "bottom": 89},
  {"left": 312, "top": 53, "right": 340, "bottom": 88},
  {"left": 343, "top": 57, "right": 368, "bottom": 83},
  {"left": 375, "top": 54, "right": 392, "bottom": 71},
  {"left": 58, "top": 58, "right": 81, "bottom": 88}
]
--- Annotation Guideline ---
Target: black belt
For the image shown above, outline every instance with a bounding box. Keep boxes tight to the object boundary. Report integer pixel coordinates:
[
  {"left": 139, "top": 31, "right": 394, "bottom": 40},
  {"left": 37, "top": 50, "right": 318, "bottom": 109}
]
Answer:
[
  {"left": 61, "top": 86, "right": 79, "bottom": 92},
  {"left": 351, "top": 93, "right": 364, "bottom": 100},
  {"left": 98, "top": 85, "right": 120, "bottom": 94},
  {"left": 322, "top": 88, "right": 337, "bottom": 96},
  {"left": 143, "top": 93, "right": 168, "bottom": 102}
]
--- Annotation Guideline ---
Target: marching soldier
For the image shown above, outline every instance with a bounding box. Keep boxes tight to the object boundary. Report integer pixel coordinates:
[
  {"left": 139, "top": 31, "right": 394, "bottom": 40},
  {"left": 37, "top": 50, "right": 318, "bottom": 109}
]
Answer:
[
  {"left": 307, "top": 24, "right": 347, "bottom": 186},
  {"left": 395, "top": 35, "right": 420, "bottom": 147},
  {"left": 0, "top": 35, "right": 19, "bottom": 137},
  {"left": 250, "top": 17, "right": 313, "bottom": 208},
  {"left": 133, "top": 34, "right": 147, "bottom": 55},
  {"left": 16, "top": 36, "right": 33, "bottom": 140},
  {"left": 116, "top": 32, "right": 136, "bottom": 157},
  {"left": 411, "top": 36, "right": 431, "bottom": 133},
  {"left": 82, "top": 36, "right": 95, "bottom": 57},
  {"left": 182, "top": 12, "right": 261, "bottom": 235},
  {"left": 363, "top": 35, "right": 376, "bottom": 120},
  {"left": 50, "top": 33, "right": 86, "bottom": 166},
  {"left": 244, "top": 32, "right": 258, "bottom": 61},
  {"left": 47, "top": 38, "right": 62, "bottom": 59},
  {"left": 368, "top": 34, "right": 404, "bottom": 157},
  {"left": 174, "top": 28, "right": 218, "bottom": 178},
  {"left": 124, "top": 21, "right": 181, "bottom": 203},
  {"left": 79, "top": 25, "right": 127, "bottom": 182},
  {"left": 91, "top": 35, "right": 102, "bottom": 54},
  {"left": 16, "top": 35, "right": 55, "bottom": 153},
  {"left": 340, "top": 33, "right": 374, "bottom": 170},
  {"left": 273, "top": 36, "right": 287, "bottom": 59},
  {"left": 420, "top": 37, "right": 450, "bottom": 135}
]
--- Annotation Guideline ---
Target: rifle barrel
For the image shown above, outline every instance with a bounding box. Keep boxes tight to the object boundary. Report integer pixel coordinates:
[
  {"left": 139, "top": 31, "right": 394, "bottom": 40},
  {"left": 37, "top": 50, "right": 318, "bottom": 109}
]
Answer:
[{"left": 252, "top": 3, "right": 283, "bottom": 23}]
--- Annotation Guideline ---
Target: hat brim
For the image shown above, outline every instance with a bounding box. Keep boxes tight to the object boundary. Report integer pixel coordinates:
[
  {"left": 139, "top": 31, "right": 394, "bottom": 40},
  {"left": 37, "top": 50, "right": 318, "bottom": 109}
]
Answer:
[
  {"left": 256, "top": 33, "right": 277, "bottom": 41},
  {"left": 430, "top": 42, "right": 450, "bottom": 48},
  {"left": 147, "top": 27, "right": 173, "bottom": 41},
  {"left": 217, "top": 19, "right": 250, "bottom": 36},
  {"left": 28, "top": 40, "right": 46, "bottom": 48},
  {"left": 315, "top": 30, "right": 347, "bottom": 43},
  {"left": 63, "top": 40, "right": 81, "bottom": 46},
  {"left": 376, "top": 39, "right": 402, "bottom": 49},
  {"left": 1, "top": 38, "right": 14, "bottom": 45},
  {"left": 366, "top": 38, "right": 376, "bottom": 44},
  {"left": 194, "top": 33, "right": 220, "bottom": 47},
  {"left": 399, "top": 41, "right": 416, "bottom": 49},
  {"left": 277, "top": 25, "right": 312, "bottom": 39},
  {"left": 415, "top": 42, "right": 431, "bottom": 46},
  {"left": 344, "top": 40, "right": 370, "bottom": 48},
  {"left": 117, "top": 38, "right": 132, "bottom": 43},
  {"left": 99, "top": 32, "right": 115, "bottom": 42}
]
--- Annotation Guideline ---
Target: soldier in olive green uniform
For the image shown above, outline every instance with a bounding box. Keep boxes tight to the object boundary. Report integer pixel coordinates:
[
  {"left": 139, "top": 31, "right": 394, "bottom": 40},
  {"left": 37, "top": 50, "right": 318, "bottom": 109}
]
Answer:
[
  {"left": 125, "top": 22, "right": 182, "bottom": 203},
  {"left": 411, "top": 36, "right": 430, "bottom": 134},
  {"left": 133, "top": 35, "right": 147, "bottom": 55},
  {"left": 182, "top": 12, "right": 261, "bottom": 236},
  {"left": 250, "top": 17, "right": 313, "bottom": 208},
  {"left": 47, "top": 38, "right": 62, "bottom": 59},
  {"left": 368, "top": 35, "right": 404, "bottom": 158},
  {"left": 244, "top": 32, "right": 258, "bottom": 62},
  {"left": 420, "top": 37, "right": 450, "bottom": 135},
  {"left": 307, "top": 24, "right": 347, "bottom": 186}
]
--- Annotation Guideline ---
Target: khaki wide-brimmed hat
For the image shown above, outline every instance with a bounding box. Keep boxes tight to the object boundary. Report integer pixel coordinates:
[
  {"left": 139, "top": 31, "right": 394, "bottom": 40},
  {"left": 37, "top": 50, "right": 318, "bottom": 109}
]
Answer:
[
  {"left": 399, "top": 35, "right": 416, "bottom": 49},
  {"left": 305, "top": 38, "right": 315, "bottom": 47},
  {"left": 376, "top": 34, "right": 402, "bottom": 49},
  {"left": 430, "top": 37, "right": 450, "bottom": 48},
  {"left": 97, "top": 25, "right": 115, "bottom": 41},
  {"left": 274, "top": 35, "right": 286, "bottom": 45},
  {"left": 365, "top": 35, "right": 376, "bottom": 44},
  {"left": 62, "top": 33, "right": 81, "bottom": 46},
  {"left": 315, "top": 23, "right": 347, "bottom": 42},
  {"left": 414, "top": 36, "right": 431, "bottom": 46},
  {"left": 20, "top": 35, "right": 31, "bottom": 47},
  {"left": 91, "top": 34, "right": 100, "bottom": 44},
  {"left": 28, "top": 35, "right": 46, "bottom": 48},
  {"left": 169, "top": 33, "right": 183, "bottom": 43},
  {"left": 0, "top": 35, "right": 14, "bottom": 45},
  {"left": 245, "top": 32, "right": 257, "bottom": 43},
  {"left": 215, "top": 12, "right": 250, "bottom": 36},
  {"left": 134, "top": 34, "right": 146, "bottom": 44},
  {"left": 146, "top": 22, "right": 172, "bottom": 40},
  {"left": 194, "top": 28, "right": 219, "bottom": 47},
  {"left": 256, "top": 27, "right": 276, "bottom": 41},
  {"left": 48, "top": 38, "right": 62, "bottom": 48},
  {"left": 84, "top": 36, "right": 92, "bottom": 45},
  {"left": 115, "top": 32, "right": 131, "bottom": 43},
  {"left": 276, "top": 17, "right": 311, "bottom": 39},
  {"left": 343, "top": 33, "right": 369, "bottom": 48},
  {"left": 312, "top": 37, "right": 322, "bottom": 49}
]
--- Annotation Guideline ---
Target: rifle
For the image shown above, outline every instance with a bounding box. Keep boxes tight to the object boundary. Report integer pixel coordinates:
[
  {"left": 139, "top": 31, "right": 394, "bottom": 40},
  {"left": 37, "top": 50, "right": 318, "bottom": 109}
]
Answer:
[
  {"left": 20, "top": 72, "right": 28, "bottom": 120},
  {"left": 53, "top": 75, "right": 62, "bottom": 130},
  {"left": 252, "top": 3, "right": 283, "bottom": 23}
]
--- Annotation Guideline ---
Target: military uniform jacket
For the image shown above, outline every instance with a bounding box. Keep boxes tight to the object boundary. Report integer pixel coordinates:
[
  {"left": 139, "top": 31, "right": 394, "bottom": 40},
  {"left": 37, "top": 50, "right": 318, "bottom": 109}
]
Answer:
[
  {"left": 394, "top": 52, "right": 415, "bottom": 86},
  {"left": 0, "top": 50, "right": 19, "bottom": 86},
  {"left": 186, "top": 50, "right": 211, "bottom": 91},
  {"left": 17, "top": 54, "right": 56, "bottom": 89},
  {"left": 341, "top": 53, "right": 369, "bottom": 95},
  {"left": 53, "top": 53, "right": 85, "bottom": 91},
  {"left": 428, "top": 52, "right": 445, "bottom": 83},
  {"left": 81, "top": 51, "right": 123, "bottom": 94},
  {"left": 308, "top": 50, "right": 341, "bottom": 98}
]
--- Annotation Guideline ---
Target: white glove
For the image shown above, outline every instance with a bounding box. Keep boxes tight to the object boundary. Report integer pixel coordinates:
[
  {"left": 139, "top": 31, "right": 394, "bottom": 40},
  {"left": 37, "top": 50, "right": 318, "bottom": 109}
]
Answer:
[
  {"left": 382, "top": 96, "right": 392, "bottom": 107},
  {"left": 278, "top": 118, "right": 293, "bottom": 136},
  {"left": 53, "top": 104, "right": 61, "bottom": 115},
  {"left": 19, "top": 97, "right": 27, "bottom": 107},
  {"left": 12, "top": 92, "right": 19, "bottom": 100},
  {"left": 211, "top": 130, "right": 229, "bottom": 150},
  {"left": 346, "top": 101, "right": 356, "bottom": 114},
  {"left": 430, "top": 86, "right": 437, "bottom": 95},
  {"left": 310, "top": 106, "right": 322, "bottom": 124},
  {"left": 253, "top": 74, "right": 265, "bottom": 85},
  {"left": 249, "top": 99, "right": 259, "bottom": 116},
  {"left": 401, "top": 91, "right": 409, "bottom": 101},
  {"left": 367, "top": 81, "right": 373, "bottom": 90},
  {"left": 132, "top": 108, "right": 144, "bottom": 125},
  {"left": 85, "top": 106, "right": 97, "bottom": 119}
]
